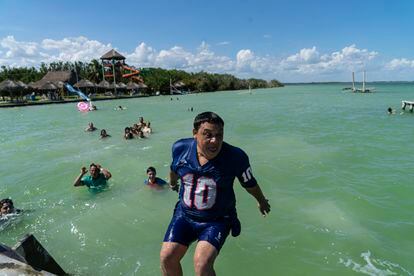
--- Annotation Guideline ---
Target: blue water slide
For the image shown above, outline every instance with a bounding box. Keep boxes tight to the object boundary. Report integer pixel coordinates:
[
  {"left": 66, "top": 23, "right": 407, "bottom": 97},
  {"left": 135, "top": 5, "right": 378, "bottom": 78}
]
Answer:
[{"left": 64, "top": 83, "right": 90, "bottom": 101}]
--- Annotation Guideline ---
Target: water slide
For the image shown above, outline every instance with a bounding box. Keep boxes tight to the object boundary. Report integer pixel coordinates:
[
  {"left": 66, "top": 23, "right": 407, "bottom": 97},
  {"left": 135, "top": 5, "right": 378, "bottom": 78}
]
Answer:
[
  {"left": 121, "top": 65, "right": 140, "bottom": 78},
  {"left": 64, "top": 83, "right": 91, "bottom": 101}
]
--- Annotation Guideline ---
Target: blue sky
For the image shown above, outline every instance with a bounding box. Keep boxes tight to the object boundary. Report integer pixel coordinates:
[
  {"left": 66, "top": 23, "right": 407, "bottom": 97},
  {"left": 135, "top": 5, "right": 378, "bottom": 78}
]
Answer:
[{"left": 1, "top": 0, "right": 414, "bottom": 82}]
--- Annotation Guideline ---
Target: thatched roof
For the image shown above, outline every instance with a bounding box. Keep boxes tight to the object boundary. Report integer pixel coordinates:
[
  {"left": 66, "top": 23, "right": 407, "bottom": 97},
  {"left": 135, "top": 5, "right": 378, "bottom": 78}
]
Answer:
[
  {"left": 75, "top": 79, "right": 96, "bottom": 88},
  {"left": 0, "top": 80, "right": 19, "bottom": 91},
  {"left": 16, "top": 81, "right": 28, "bottom": 89},
  {"left": 117, "top": 82, "right": 127, "bottom": 89},
  {"left": 100, "top": 49, "right": 125, "bottom": 60},
  {"left": 137, "top": 83, "right": 148, "bottom": 88},
  {"left": 126, "top": 81, "right": 140, "bottom": 90},
  {"left": 108, "top": 82, "right": 119, "bottom": 89},
  {"left": 97, "top": 80, "right": 111, "bottom": 89},
  {"left": 40, "top": 82, "right": 58, "bottom": 90},
  {"left": 32, "top": 71, "right": 76, "bottom": 89}
]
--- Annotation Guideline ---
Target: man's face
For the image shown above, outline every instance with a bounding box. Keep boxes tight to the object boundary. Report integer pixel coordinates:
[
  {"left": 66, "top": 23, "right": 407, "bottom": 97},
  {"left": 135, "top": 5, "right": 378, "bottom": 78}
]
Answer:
[
  {"left": 193, "top": 122, "right": 224, "bottom": 160},
  {"left": 90, "top": 166, "right": 99, "bottom": 179},
  {"left": 1, "top": 202, "right": 13, "bottom": 215}
]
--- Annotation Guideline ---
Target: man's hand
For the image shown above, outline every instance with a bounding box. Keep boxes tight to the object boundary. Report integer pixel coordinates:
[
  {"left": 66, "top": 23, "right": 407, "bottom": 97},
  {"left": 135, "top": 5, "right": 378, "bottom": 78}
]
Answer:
[
  {"left": 258, "top": 199, "right": 270, "bottom": 217},
  {"left": 170, "top": 183, "right": 179, "bottom": 192},
  {"left": 81, "top": 167, "right": 87, "bottom": 175}
]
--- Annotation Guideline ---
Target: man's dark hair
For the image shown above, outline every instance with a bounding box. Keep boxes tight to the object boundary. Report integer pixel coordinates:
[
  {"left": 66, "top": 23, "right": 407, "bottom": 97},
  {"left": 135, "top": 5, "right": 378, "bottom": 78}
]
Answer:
[
  {"left": 89, "top": 163, "right": 98, "bottom": 169},
  {"left": 147, "top": 166, "right": 156, "bottom": 174},
  {"left": 193, "top": 112, "right": 224, "bottom": 131},
  {"left": 0, "top": 198, "right": 13, "bottom": 207}
]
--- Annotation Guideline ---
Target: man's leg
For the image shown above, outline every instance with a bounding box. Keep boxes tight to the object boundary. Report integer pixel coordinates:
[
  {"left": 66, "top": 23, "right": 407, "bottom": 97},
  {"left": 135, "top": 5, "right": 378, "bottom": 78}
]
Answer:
[
  {"left": 193, "top": 241, "right": 218, "bottom": 276},
  {"left": 160, "top": 242, "right": 188, "bottom": 276}
]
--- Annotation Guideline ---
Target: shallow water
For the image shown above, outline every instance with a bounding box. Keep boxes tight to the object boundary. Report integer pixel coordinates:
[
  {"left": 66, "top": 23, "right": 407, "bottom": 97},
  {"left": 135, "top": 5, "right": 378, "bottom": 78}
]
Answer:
[{"left": 1, "top": 84, "right": 413, "bottom": 275}]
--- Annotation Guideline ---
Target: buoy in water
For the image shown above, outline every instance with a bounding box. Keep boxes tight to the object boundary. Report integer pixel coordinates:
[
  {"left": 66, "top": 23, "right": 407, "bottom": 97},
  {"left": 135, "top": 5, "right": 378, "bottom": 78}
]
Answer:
[{"left": 77, "top": 101, "right": 89, "bottom": 112}]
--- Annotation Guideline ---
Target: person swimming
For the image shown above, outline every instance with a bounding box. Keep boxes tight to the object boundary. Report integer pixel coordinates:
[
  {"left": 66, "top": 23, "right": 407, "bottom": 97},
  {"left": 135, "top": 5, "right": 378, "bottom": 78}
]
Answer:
[
  {"left": 100, "top": 129, "right": 111, "bottom": 139},
  {"left": 124, "top": 127, "right": 134, "bottom": 139},
  {"left": 387, "top": 107, "right": 396, "bottom": 115},
  {"left": 0, "top": 198, "right": 21, "bottom": 218},
  {"left": 85, "top": 122, "right": 97, "bottom": 132},
  {"left": 144, "top": 167, "right": 167, "bottom": 190}
]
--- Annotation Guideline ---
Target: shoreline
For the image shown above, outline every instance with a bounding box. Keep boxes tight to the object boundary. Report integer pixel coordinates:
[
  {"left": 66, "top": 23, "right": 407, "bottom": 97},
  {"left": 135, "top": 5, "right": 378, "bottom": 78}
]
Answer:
[{"left": 0, "top": 94, "right": 149, "bottom": 108}]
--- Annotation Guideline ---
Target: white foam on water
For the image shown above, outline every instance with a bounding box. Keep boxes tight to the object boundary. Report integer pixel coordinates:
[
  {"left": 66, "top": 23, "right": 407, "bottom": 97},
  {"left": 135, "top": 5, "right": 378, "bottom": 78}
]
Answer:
[
  {"left": 70, "top": 222, "right": 86, "bottom": 250},
  {"left": 339, "top": 251, "right": 412, "bottom": 276}
]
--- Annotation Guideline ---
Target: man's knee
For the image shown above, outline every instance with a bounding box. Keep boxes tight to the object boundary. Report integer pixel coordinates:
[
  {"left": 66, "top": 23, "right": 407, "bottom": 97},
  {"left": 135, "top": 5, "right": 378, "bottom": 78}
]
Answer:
[
  {"left": 160, "top": 248, "right": 176, "bottom": 267},
  {"left": 193, "top": 252, "right": 216, "bottom": 275},
  {"left": 194, "top": 258, "right": 213, "bottom": 274},
  {"left": 160, "top": 242, "right": 186, "bottom": 267}
]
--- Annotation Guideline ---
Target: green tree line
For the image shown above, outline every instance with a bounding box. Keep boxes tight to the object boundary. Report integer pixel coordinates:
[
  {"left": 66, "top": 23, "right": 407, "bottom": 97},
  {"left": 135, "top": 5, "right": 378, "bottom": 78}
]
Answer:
[{"left": 0, "top": 60, "right": 283, "bottom": 96}]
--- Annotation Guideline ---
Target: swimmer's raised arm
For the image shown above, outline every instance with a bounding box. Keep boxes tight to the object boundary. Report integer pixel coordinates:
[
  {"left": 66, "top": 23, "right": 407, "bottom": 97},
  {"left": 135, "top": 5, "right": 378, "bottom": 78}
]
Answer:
[{"left": 74, "top": 167, "right": 87, "bottom": 186}]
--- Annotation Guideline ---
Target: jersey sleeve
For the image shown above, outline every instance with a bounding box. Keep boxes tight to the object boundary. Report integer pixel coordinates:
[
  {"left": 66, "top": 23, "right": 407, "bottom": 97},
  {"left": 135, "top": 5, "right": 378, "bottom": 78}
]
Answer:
[
  {"left": 235, "top": 148, "right": 258, "bottom": 188},
  {"left": 170, "top": 139, "right": 188, "bottom": 173}
]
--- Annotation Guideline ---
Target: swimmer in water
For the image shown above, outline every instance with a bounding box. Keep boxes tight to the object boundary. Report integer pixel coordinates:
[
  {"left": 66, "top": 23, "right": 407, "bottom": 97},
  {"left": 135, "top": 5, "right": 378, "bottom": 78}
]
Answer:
[
  {"left": 73, "top": 163, "right": 112, "bottom": 189},
  {"left": 100, "top": 129, "right": 111, "bottom": 139},
  {"left": 0, "top": 198, "right": 20, "bottom": 218},
  {"left": 85, "top": 122, "right": 97, "bottom": 132},
  {"left": 144, "top": 167, "right": 167, "bottom": 189}
]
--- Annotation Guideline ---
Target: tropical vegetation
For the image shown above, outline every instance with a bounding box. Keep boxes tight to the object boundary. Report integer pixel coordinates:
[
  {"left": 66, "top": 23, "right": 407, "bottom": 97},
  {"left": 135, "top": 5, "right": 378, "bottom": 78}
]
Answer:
[{"left": 0, "top": 60, "right": 283, "bottom": 101}]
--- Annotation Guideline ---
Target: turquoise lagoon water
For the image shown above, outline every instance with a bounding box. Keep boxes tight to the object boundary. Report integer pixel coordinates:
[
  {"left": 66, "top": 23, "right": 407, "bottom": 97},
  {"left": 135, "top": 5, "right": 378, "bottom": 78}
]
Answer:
[{"left": 1, "top": 83, "right": 413, "bottom": 275}]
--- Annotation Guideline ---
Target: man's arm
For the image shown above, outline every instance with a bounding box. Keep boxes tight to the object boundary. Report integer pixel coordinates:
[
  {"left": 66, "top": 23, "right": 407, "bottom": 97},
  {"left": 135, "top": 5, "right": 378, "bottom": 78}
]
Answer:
[
  {"left": 245, "top": 184, "right": 271, "bottom": 216},
  {"left": 74, "top": 167, "right": 87, "bottom": 187},
  {"left": 96, "top": 164, "right": 111, "bottom": 179},
  {"left": 169, "top": 170, "right": 179, "bottom": 192},
  {"left": 101, "top": 168, "right": 112, "bottom": 179}
]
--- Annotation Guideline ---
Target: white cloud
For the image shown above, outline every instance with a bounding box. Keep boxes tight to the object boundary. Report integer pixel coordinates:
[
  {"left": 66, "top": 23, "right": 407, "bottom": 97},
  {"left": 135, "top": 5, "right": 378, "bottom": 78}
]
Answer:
[
  {"left": 281, "top": 44, "right": 378, "bottom": 75},
  {"left": 216, "top": 41, "right": 230, "bottom": 46},
  {"left": 386, "top": 58, "right": 414, "bottom": 70},
  {"left": 0, "top": 36, "right": 404, "bottom": 81},
  {"left": 0, "top": 35, "right": 112, "bottom": 67},
  {"left": 1, "top": 35, "right": 38, "bottom": 59}
]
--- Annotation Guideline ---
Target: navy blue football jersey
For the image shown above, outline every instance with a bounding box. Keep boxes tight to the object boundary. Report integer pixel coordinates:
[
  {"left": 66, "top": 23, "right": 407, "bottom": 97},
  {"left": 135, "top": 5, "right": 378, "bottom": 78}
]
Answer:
[{"left": 171, "top": 138, "right": 257, "bottom": 221}]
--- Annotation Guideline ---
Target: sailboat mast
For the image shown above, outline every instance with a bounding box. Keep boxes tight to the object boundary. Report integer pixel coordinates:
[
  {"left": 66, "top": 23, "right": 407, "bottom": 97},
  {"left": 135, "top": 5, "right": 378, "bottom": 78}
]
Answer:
[
  {"left": 352, "top": 72, "right": 355, "bottom": 91},
  {"left": 362, "top": 71, "right": 366, "bottom": 92}
]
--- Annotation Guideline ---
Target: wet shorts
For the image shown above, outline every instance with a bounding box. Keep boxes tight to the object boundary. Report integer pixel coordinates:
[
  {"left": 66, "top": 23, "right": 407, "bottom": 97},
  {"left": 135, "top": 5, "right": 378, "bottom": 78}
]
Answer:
[{"left": 163, "top": 207, "right": 231, "bottom": 252}]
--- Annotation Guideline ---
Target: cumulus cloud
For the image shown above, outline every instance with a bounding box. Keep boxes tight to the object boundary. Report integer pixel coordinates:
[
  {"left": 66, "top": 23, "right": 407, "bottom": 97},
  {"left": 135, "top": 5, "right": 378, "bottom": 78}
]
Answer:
[
  {"left": 0, "top": 36, "right": 392, "bottom": 81},
  {"left": 0, "top": 35, "right": 112, "bottom": 67},
  {"left": 281, "top": 44, "right": 378, "bottom": 75},
  {"left": 386, "top": 58, "right": 414, "bottom": 70}
]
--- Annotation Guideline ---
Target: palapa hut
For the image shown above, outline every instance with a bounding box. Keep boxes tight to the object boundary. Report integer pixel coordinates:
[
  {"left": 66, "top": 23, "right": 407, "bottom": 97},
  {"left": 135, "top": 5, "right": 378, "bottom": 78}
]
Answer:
[
  {"left": 100, "top": 49, "right": 126, "bottom": 61},
  {"left": 74, "top": 79, "right": 96, "bottom": 95},
  {"left": 0, "top": 80, "right": 20, "bottom": 101},
  {"left": 97, "top": 80, "right": 110, "bottom": 89},
  {"left": 31, "top": 71, "right": 77, "bottom": 90},
  {"left": 30, "top": 70, "right": 77, "bottom": 99},
  {"left": 126, "top": 81, "right": 140, "bottom": 90},
  {"left": 40, "top": 82, "right": 60, "bottom": 100}
]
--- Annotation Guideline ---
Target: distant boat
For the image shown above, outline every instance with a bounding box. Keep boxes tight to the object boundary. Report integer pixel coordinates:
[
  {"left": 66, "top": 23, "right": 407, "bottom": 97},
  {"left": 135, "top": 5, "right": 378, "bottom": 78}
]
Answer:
[{"left": 343, "top": 71, "right": 374, "bottom": 93}]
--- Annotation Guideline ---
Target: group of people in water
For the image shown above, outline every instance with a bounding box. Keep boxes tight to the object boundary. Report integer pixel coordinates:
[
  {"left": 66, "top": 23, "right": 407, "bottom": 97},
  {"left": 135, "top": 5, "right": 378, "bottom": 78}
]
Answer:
[{"left": 84, "top": 116, "right": 152, "bottom": 140}]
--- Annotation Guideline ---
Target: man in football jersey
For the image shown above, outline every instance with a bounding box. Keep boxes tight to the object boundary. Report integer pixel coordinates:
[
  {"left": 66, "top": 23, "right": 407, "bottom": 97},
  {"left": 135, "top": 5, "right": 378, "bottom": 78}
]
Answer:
[{"left": 160, "top": 111, "right": 271, "bottom": 276}]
